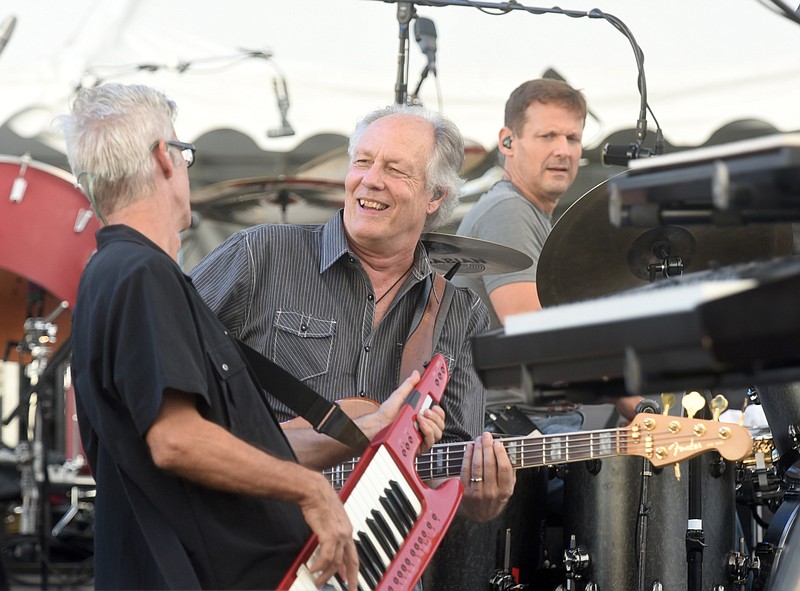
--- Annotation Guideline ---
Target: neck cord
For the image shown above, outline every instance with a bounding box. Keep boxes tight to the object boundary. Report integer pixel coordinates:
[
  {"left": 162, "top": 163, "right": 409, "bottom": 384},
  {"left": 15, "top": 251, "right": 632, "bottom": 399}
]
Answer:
[{"left": 375, "top": 262, "right": 415, "bottom": 305}]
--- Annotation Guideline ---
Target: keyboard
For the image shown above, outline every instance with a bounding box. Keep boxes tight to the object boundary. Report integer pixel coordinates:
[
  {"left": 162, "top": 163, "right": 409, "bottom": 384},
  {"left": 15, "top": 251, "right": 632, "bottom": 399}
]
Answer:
[{"left": 472, "top": 256, "right": 800, "bottom": 396}]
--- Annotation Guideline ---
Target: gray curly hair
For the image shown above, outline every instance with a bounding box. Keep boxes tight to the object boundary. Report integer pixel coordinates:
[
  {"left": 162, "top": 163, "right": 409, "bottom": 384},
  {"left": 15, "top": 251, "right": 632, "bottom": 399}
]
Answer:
[
  {"left": 55, "top": 83, "right": 179, "bottom": 219},
  {"left": 348, "top": 104, "right": 465, "bottom": 231}
]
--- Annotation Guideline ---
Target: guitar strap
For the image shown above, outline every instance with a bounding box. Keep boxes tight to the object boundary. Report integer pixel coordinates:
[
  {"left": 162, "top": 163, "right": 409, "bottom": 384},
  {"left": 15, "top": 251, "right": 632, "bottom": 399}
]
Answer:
[
  {"left": 399, "top": 272, "right": 454, "bottom": 383},
  {"left": 235, "top": 339, "right": 370, "bottom": 453}
]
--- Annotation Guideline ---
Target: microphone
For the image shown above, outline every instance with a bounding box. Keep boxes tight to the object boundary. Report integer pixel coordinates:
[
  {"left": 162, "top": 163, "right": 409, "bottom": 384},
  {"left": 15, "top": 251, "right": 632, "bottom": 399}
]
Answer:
[
  {"left": 0, "top": 15, "right": 17, "bottom": 58},
  {"left": 601, "top": 142, "right": 653, "bottom": 167},
  {"left": 414, "top": 17, "right": 437, "bottom": 76},
  {"left": 267, "top": 76, "right": 295, "bottom": 138}
]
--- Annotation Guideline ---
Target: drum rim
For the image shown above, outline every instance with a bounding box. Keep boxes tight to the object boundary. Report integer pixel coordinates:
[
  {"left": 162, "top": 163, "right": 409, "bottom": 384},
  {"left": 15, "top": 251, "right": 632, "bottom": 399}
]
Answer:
[{"left": 0, "top": 154, "right": 77, "bottom": 185}]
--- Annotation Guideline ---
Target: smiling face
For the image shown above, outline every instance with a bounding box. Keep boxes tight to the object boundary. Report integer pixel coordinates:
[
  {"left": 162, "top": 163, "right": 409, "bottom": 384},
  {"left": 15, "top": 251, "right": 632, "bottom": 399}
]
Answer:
[
  {"left": 343, "top": 114, "right": 440, "bottom": 257},
  {"left": 503, "top": 101, "right": 584, "bottom": 213}
]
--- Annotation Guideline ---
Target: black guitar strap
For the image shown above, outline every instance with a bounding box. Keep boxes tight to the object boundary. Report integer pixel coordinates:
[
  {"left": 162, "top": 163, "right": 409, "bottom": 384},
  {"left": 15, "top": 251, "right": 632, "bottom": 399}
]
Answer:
[{"left": 235, "top": 338, "right": 370, "bottom": 453}]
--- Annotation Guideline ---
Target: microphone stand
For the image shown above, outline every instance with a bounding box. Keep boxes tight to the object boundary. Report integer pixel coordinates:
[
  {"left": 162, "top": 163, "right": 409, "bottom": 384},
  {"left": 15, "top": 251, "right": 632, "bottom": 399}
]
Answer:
[
  {"left": 376, "top": 0, "right": 663, "bottom": 156},
  {"left": 409, "top": 65, "right": 431, "bottom": 105},
  {"left": 394, "top": 2, "right": 416, "bottom": 105}
]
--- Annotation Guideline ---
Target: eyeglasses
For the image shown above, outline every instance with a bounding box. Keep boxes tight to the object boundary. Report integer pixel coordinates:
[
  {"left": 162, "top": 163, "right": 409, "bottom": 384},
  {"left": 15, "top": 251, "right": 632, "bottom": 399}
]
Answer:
[
  {"left": 152, "top": 140, "right": 197, "bottom": 168},
  {"left": 166, "top": 140, "right": 196, "bottom": 168}
]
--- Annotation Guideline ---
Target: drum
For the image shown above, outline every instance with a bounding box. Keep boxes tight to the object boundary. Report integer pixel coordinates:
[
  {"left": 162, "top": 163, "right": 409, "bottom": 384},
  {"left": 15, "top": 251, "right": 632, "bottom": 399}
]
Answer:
[
  {"left": 0, "top": 155, "right": 99, "bottom": 450},
  {"left": 0, "top": 154, "right": 98, "bottom": 288},
  {"left": 753, "top": 493, "right": 800, "bottom": 590},
  {"left": 422, "top": 468, "right": 549, "bottom": 591},
  {"left": 563, "top": 453, "right": 737, "bottom": 590}
]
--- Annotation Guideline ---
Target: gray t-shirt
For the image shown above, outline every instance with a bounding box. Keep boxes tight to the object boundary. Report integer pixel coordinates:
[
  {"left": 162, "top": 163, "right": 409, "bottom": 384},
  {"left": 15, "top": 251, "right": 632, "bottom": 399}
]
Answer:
[
  {"left": 454, "top": 180, "right": 575, "bottom": 414},
  {"left": 454, "top": 180, "right": 552, "bottom": 330}
]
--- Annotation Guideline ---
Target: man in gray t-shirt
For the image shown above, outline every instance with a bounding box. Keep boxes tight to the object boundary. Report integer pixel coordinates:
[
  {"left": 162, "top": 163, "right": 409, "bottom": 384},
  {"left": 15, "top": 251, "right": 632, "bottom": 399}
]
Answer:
[{"left": 456, "top": 79, "right": 590, "bottom": 415}]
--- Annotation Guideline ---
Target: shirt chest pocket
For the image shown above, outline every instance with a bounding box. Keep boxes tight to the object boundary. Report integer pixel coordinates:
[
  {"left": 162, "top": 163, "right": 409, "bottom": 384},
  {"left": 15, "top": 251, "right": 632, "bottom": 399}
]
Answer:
[{"left": 271, "top": 311, "right": 337, "bottom": 381}]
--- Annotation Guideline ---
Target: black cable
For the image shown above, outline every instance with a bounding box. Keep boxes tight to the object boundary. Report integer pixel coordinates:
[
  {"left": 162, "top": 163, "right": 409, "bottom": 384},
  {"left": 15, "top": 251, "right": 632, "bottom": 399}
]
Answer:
[
  {"left": 758, "top": 0, "right": 800, "bottom": 24},
  {"left": 381, "top": 0, "right": 662, "bottom": 147}
]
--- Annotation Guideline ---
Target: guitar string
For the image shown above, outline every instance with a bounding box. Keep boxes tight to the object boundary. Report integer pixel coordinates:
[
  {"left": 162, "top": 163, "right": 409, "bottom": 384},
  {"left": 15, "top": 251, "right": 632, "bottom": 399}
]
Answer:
[
  {"left": 323, "top": 430, "right": 744, "bottom": 482},
  {"left": 324, "top": 431, "right": 746, "bottom": 470}
]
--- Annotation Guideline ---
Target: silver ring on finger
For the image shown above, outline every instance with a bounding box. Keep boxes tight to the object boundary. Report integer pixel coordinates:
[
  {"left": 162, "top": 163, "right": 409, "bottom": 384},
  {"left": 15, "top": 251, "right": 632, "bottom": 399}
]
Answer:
[{"left": 470, "top": 477, "right": 484, "bottom": 483}]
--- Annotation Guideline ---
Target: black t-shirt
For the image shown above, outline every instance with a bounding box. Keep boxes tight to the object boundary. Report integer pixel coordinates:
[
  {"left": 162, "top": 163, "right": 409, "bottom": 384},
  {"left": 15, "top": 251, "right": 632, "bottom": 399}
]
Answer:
[{"left": 72, "top": 225, "right": 310, "bottom": 590}]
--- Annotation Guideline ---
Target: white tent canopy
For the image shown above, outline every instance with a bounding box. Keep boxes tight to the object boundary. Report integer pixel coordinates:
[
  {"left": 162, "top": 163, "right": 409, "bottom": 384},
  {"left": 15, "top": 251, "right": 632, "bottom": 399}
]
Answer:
[{"left": 2, "top": 0, "right": 800, "bottom": 157}]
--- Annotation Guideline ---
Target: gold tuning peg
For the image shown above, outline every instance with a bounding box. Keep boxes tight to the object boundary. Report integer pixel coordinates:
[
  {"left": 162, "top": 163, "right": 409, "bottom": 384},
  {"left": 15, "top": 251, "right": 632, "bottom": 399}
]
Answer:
[
  {"left": 710, "top": 394, "right": 729, "bottom": 422},
  {"left": 661, "top": 392, "right": 675, "bottom": 416},
  {"left": 673, "top": 391, "right": 708, "bottom": 482},
  {"left": 682, "top": 391, "right": 706, "bottom": 419}
]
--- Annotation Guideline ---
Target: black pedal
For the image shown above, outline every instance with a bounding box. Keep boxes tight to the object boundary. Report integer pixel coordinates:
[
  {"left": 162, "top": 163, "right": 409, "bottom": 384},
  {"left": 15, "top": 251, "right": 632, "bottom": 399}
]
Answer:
[{"left": 485, "top": 405, "right": 540, "bottom": 436}]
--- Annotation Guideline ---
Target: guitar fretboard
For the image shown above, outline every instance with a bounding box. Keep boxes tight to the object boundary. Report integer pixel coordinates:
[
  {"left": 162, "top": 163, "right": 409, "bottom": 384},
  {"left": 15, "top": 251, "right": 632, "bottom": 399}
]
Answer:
[
  {"left": 325, "top": 427, "right": 628, "bottom": 489},
  {"left": 418, "top": 428, "right": 626, "bottom": 480}
]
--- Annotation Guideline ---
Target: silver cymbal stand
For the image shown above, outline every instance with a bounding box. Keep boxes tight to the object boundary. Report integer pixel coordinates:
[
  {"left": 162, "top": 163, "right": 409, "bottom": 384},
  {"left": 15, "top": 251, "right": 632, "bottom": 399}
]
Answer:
[
  {"left": 16, "top": 301, "right": 69, "bottom": 591},
  {"left": 17, "top": 301, "right": 67, "bottom": 536}
]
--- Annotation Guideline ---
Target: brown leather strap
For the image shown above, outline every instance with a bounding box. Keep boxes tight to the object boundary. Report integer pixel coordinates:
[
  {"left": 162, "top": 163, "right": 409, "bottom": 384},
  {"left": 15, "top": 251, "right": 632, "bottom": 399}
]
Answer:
[{"left": 399, "top": 273, "right": 448, "bottom": 382}]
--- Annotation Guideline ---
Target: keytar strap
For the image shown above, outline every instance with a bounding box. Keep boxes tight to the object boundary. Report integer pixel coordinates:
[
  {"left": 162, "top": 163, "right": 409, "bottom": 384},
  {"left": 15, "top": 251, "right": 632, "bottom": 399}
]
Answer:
[{"left": 235, "top": 339, "right": 370, "bottom": 453}]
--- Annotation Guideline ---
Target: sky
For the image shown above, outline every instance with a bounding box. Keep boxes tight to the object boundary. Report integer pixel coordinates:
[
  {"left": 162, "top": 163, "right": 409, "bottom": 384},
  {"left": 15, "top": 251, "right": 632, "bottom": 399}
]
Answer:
[{"left": 1, "top": 0, "right": 799, "bottom": 155}]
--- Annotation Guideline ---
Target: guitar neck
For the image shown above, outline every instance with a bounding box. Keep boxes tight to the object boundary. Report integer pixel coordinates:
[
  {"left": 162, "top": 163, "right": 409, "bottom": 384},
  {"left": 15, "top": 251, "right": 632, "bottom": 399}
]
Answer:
[
  {"left": 416, "top": 427, "right": 628, "bottom": 481},
  {"left": 324, "top": 427, "right": 628, "bottom": 489},
  {"left": 323, "top": 414, "right": 752, "bottom": 490}
]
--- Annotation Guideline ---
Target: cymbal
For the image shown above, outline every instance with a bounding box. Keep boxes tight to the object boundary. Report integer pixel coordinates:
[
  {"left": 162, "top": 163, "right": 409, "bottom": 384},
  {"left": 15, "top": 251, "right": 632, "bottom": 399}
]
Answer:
[
  {"left": 537, "top": 178, "right": 794, "bottom": 306},
  {"left": 191, "top": 176, "right": 344, "bottom": 224},
  {"left": 421, "top": 233, "right": 533, "bottom": 276}
]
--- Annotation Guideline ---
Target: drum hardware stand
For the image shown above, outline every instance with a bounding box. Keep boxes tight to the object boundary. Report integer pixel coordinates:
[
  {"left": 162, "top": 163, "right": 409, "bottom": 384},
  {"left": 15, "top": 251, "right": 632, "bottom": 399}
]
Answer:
[
  {"left": 51, "top": 480, "right": 94, "bottom": 538},
  {"left": 635, "top": 459, "right": 657, "bottom": 591},
  {"left": 646, "top": 242, "right": 684, "bottom": 282},
  {"left": 8, "top": 302, "right": 70, "bottom": 591},
  {"left": 16, "top": 303, "right": 67, "bottom": 534},
  {"left": 8, "top": 152, "right": 30, "bottom": 203},
  {"left": 556, "top": 534, "right": 592, "bottom": 591},
  {"left": 682, "top": 390, "right": 710, "bottom": 591},
  {"left": 751, "top": 466, "right": 800, "bottom": 591},
  {"left": 633, "top": 398, "right": 660, "bottom": 591},
  {"left": 725, "top": 537, "right": 758, "bottom": 591},
  {"left": 489, "top": 528, "right": 527, "bottom": 591}
]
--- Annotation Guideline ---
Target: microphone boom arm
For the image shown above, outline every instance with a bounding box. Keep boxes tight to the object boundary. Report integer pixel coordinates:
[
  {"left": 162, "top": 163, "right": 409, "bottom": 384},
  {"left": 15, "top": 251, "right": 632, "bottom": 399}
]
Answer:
[{"left": 377, "top": 0, "right": 656, "bottom": 144}]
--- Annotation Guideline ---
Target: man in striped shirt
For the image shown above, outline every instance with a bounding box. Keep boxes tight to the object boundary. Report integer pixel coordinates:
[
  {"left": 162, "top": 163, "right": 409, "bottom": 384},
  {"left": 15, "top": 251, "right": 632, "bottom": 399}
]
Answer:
[{"left": 191, "top": 105, "right": 515, "bottom": 547}]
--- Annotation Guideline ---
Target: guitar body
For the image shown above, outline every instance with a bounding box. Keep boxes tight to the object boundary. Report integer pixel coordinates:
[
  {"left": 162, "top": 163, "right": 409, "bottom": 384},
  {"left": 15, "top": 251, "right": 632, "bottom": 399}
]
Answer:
[{"left": 281, "top": 398, "right": 380, "bottom": 430}]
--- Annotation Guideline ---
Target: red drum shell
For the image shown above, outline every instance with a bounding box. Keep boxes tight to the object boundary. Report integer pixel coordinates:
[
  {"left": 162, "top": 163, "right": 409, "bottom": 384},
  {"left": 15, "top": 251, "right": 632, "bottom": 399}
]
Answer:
[
  {"left": 0, "top": 156, "right": 99, "bottom": 306},
  {"left": 0, "top": 156, "right": 99, "bottom": 348}
]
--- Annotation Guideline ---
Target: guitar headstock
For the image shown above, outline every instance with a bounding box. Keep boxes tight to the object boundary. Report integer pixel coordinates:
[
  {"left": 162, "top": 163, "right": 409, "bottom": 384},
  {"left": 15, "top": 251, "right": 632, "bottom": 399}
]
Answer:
[{"left": 626, "top": 413, "right": 753, "bottom": 467}]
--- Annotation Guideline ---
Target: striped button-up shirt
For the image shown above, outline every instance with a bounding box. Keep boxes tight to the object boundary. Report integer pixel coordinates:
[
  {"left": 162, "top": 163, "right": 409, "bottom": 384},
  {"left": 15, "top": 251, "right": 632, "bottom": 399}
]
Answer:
[{"left": 190, "top": 212, "right": 489, "bottom": 442}]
